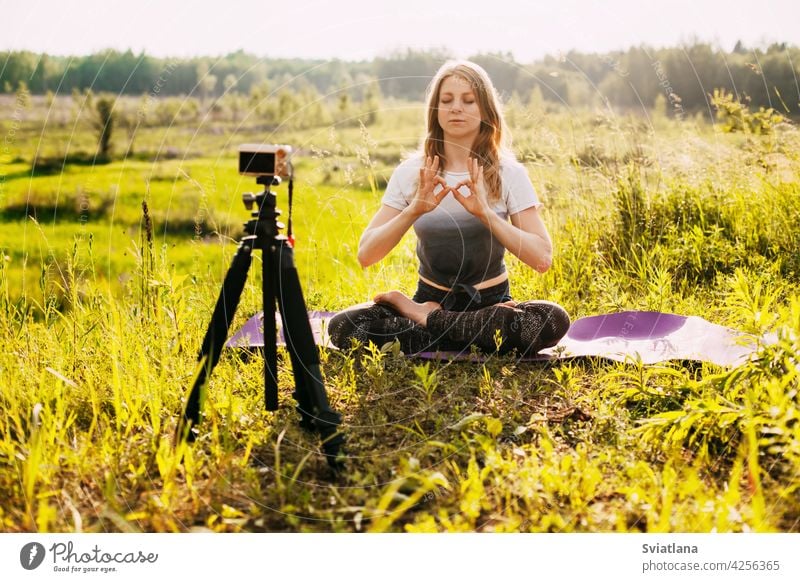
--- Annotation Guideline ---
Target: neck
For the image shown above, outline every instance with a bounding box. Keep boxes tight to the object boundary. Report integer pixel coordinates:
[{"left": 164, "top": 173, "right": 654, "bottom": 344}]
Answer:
[{"left": 442, "top": 135, "right": 475, "bottom": 171}]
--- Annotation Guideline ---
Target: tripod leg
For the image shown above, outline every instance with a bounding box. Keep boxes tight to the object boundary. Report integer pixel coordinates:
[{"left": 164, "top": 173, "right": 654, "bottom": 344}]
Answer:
[
  {"left": 272, "top": 241, "right": 344, "bottom": 465},
  {"left": 262, "top": 239, "right": 279, "bottom": 411},
  {"left": 176, "top": 239, "right": 253, "bottom": 444}
]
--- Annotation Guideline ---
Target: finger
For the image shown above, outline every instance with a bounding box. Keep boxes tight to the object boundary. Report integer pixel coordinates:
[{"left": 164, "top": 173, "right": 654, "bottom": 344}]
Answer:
[
  {"left": 452, "top": 180, "right": 472, "bottom": 197},
  {"left": 432, "top": 155, "right": 440, "bottom": 173},
  {"left": 451, "top": 188, "right": 471, "bottom": 210},
  {"left": 433, "top": 175, "right": 449, "bottom": 188}
]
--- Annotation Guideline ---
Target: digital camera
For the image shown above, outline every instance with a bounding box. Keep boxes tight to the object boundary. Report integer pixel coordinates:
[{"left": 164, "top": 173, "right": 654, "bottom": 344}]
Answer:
[{"left": 238, "top": 144, "right": 293, "bottom": 178}]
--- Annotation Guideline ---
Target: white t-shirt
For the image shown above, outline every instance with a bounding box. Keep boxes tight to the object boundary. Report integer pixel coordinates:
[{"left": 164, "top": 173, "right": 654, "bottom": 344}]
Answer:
[{"left": 381, "top": 155, "right": 542, "bottom": 288}]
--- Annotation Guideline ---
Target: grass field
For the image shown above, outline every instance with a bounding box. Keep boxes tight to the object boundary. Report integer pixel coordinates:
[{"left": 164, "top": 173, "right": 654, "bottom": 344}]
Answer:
[{"left": 0, "top": 95, "right": 799, "bottom": 532}]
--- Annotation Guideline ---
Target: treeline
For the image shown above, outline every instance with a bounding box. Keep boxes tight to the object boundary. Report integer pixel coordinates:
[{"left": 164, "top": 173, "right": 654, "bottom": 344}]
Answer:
[{"left": 2, "top": 43, "right": 799, "bottom": 114}]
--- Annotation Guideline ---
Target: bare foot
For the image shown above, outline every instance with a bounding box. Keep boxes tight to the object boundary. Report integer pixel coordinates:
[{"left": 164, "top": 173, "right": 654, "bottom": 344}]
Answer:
[{"left": 374, "top": 290, "right": 441, "bottom": 327}]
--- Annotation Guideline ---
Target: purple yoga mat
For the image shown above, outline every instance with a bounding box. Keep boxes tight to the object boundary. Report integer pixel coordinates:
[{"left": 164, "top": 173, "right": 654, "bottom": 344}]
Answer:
[
  {"left": 226, "top": 310, "right": 759, "bottom": 367},
  {"left": 227, "top": 310, "right": 336, "bottom": 350},
  {"left": 537, "top": 311, "right": 757, "bottom": 366}
]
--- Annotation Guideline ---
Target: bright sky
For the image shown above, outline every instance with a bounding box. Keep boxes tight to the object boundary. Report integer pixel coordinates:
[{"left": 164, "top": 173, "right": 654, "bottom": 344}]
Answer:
[{"left": 2, "top": 0, "right": 798, "bottom": 61}]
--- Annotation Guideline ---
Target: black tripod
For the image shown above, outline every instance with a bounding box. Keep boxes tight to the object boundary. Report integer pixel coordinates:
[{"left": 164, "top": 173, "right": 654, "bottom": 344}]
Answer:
[{"left": 175, "top": 176, "right": 344, "bottom": 468}]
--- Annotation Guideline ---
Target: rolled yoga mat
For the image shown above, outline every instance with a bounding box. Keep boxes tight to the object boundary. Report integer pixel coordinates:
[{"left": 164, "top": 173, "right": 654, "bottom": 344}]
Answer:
[{"left": 226, "top": 310, "right": 760, "bottom": 367}]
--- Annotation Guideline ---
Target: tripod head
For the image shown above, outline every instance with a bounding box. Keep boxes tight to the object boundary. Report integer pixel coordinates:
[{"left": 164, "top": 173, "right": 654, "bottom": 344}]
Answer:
[
  {"left": 242, "top": 176, "right": 280, "bottom": 210},
  {"left": 241, "top": 176, "right": 293, "bottom": 244}
]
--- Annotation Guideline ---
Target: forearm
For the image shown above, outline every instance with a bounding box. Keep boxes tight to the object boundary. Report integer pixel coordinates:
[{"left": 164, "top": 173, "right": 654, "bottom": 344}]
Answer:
[
  {"left": 358, "top": 206, "right": 420, "bottom": 267},
  {"left": 483, "top": 212, "right": 553, "bottom": 272}
]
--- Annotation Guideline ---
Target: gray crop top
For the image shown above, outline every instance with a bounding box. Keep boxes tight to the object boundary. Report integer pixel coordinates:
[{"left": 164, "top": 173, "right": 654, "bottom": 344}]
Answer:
[{"left": 381, "top": 156, "right": 542, "bottom": 290}]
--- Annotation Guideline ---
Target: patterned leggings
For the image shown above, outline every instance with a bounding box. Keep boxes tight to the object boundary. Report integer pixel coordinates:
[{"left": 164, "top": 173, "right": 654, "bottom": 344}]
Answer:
[{"left": 328, "top": 280, "right": 570, "bottom": 356}]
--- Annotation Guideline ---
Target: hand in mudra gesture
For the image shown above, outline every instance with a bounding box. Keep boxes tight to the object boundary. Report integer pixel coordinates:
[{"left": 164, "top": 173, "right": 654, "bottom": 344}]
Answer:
[
  {"left": 451, "top": 157, "right": 492, "bottom": 222},
  {"left": 408, "top": 155, "right": 449, "bottom": 217}
]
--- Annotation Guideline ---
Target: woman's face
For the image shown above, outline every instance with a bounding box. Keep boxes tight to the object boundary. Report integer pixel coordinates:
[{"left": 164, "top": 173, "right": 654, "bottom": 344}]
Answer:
[{"left": 436, "top": 75, "right": 482, "bottom": 142}]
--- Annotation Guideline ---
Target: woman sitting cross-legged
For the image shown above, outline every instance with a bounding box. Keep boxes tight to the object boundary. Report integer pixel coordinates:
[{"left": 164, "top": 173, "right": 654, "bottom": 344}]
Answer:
[{"left": 328, "top": 60, "right": 570, "bottom": 356}]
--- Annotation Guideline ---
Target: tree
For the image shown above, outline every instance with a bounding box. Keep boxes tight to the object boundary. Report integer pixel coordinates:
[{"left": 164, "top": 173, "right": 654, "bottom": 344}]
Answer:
[
  {"left": 15, "top": 81, "right": 31, "bottom": 109},
  {"left": 527, "top": 84, "right": 545, "bottom": 113},
  {"left": 362, "top": 82, "right": 382, "bottom": 125},
  {"left": 91, "top": 93, "right": 116, "bottom": 160},
  {"left": 223, "top": 74, "right": 237, "bottom": 93},
  {"left": 374, "top": 48, "right": 452, "bottom": 99},
  {"left": 468, "top": 52, "right": 520, "bottom": 97},
  {"left": 299, "top": 85, "right": 331, "bottom": 127},
  {"left": 200, "top": 74, "right": 218, "bottom": 102},
  {"left": 338, "top": 91, "right": 352, "bottom": 123},
  {"left": 222, "top": 91, "right": 246, "bottom": 122},
  {"left": 278, "top": 89, "right": 299, "bottom": 123},
  {"left": 196, "top": 62, "right": 217, "bottom": 103},
  {"left": 248, "top": 80, "right": 270, "bottom": 117}
]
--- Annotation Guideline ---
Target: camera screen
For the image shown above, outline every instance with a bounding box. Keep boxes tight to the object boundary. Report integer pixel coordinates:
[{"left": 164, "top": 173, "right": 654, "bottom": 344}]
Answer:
[{"left": 239, "top": 151, "right": 276, "bottom": 176}]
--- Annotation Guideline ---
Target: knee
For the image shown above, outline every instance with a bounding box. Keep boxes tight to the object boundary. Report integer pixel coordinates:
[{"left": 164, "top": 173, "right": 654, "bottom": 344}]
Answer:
[
  {"left": 549, "top": 304, "right": 571, "bottom": 343},
  {"left": 517, "top": 300, "right": 571, "bottom": 347},
  {"left": 327, "top": 303, "right": 396, "bottom": 349},
  {"left": 327, "top": 311, "right": 355, "bottom": 349}
]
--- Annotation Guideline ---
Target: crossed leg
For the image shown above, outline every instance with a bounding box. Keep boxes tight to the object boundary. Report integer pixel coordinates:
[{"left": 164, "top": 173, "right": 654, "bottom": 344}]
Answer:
[
  {"left": 376, "top": 290, "right": 569, "bottom": 355},
  {"left": 329, "top": 291, "right": 570, "bottom": 356}
]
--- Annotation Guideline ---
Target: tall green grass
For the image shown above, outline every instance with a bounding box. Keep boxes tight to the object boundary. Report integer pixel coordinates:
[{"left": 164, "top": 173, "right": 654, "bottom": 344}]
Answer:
[{"left": 0, "top": 100, "right": 798, "bottom": 532}]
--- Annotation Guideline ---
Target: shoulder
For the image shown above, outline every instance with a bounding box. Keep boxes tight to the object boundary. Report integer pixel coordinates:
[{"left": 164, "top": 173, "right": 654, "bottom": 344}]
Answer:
[
  {"left": 498, "top": 154, "right": 530, "bottom": 182},
  {"left": 389, "top": 155, "right": 423, "bottom": 190},
  {"left": 386, "top": 155, "right": 424, "bottom": 189},
  {"left": 498, "top": 155, "right": 535, "bottom": 196},
  {"left": 383, "top": 154, "right": 424, "bottom": 205},
  {"left": 392, "top": 154, "right": 425, "bottom": 177},
  {"left": 496, "top": 153, "right": 541, "bottom": 212}
]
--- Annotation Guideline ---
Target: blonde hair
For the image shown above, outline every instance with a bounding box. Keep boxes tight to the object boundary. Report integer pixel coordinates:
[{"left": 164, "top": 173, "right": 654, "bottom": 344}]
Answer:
[{"left": 422, "top": 60, "right": 512, "bottom": 203}]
